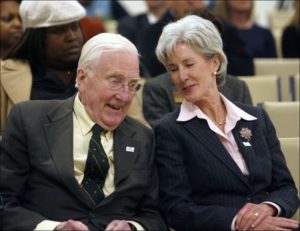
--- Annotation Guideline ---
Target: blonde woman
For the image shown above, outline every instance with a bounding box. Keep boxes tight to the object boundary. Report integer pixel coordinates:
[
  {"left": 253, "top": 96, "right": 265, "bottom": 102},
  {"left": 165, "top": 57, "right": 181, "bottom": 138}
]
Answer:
[{"left": 215, "top": 0, "right": 277, "bottom": 58}]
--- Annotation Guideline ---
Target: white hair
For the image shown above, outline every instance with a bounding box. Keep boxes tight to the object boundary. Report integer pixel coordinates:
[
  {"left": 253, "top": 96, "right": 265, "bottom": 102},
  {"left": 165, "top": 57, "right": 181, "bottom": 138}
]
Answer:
[
  {"left": 156, "top": 15, "right": 228, "bottom": 86},
  {"left": 78, "top": 33, "right": 139, "bottom": 69}
]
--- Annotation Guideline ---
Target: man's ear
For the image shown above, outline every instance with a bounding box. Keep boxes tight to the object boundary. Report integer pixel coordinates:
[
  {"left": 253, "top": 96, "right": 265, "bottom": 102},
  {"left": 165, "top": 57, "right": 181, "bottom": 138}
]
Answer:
[{"left": 76, "top": 68, "right": 86, "bottom": 89}]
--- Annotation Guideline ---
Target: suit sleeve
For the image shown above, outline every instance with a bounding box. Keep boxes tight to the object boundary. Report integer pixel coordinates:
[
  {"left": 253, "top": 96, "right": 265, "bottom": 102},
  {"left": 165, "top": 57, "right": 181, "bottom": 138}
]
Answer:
[
  {"left": 240, "top": 80, "right": 253, "bottom": 106},
  {"left": 259, "top": 108, "right": 299, "bottom": 217},
  {"left": 143, "top": 79, "right": 174, "bottom": 127},
  {"left": 128, "top": 130, "right": 169, "bottom": 231},
  {"left": 0, "top": 104, "right": 47, "bottom": 230}
]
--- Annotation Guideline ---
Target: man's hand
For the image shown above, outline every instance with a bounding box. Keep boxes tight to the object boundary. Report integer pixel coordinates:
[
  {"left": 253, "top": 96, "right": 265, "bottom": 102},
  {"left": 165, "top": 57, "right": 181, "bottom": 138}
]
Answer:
[
  {"left": 55, "top": 219, "right": 89, "bottom": 231},
  {"left": 105, "top": 220, "right": 133, "bottom": 231}
]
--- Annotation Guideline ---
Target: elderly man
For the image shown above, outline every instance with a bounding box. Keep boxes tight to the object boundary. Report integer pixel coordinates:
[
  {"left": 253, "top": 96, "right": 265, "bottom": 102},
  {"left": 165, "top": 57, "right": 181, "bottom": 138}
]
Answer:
[{"left": 0, "top": 31, "right": 168, "bottom": 231}]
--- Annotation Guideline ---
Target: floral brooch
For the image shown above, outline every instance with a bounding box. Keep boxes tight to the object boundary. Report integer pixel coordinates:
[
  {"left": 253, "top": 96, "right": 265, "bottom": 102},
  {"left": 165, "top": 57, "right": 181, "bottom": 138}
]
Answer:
[{"left": 239, "top": 127, "right": 252, "bottom": 142}]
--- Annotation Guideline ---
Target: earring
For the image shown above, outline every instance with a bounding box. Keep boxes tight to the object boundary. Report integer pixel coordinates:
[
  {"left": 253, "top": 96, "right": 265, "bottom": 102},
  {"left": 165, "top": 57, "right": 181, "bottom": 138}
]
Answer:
[{"left": 213, "top": 71, "right": 217, "bottom": 75}]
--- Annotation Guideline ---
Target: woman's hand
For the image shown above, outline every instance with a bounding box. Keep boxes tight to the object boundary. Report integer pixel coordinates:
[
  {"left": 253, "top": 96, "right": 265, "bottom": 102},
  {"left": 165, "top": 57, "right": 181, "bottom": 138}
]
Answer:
[
  {"left": 235, "top": 203, "right": 276, "bottom": 230},
  {"left": 252, "top": 216, "right": 299, "bottom": 231}
]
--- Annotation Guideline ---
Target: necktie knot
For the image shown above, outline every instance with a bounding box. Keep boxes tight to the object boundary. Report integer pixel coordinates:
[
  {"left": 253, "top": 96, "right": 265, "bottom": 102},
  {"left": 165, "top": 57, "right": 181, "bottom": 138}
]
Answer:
[{"left": 92, "top": 124, "right": 104, "bottom": 137}]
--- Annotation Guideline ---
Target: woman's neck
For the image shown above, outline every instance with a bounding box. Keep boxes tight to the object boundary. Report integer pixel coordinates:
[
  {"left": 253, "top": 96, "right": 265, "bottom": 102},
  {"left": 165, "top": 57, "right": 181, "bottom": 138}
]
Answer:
[
  {"left": 229, "top": 10, "right": 253, "bottom": 29},
  {"left": 197, "top": 94, "right": 227, "bottom": 130}
]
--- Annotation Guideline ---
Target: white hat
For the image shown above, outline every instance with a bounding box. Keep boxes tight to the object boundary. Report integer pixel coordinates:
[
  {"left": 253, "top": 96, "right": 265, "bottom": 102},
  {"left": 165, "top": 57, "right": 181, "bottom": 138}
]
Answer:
[{"left": 20, "top": 0, "right": 86, "bottom": 29}]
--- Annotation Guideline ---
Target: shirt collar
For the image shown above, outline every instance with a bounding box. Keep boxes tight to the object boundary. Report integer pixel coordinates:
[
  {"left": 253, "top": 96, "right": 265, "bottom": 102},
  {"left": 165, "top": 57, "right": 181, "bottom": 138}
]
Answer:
[
  {"left": 73, "top": 94, "right": 113, "bottom": 139},
  {"left": 177, "top": 93, "right": 257, "bottom": 122},
  {"left": 73, "top": 93, "right": 96, "bottom": 136},
  {"left": 147, "top": 12, "right": 159, "bottom": 24}
]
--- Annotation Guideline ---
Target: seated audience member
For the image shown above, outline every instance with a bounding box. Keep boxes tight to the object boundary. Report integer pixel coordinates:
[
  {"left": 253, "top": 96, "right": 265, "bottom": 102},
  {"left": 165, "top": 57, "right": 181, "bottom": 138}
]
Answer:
[
  {"left": 118, "top": 0, "right": 168, "bottom": 48},
  {"left": 154, "top": 15, "right": 299, "bottom": 231},
  {"left": 118, "top": 0, "right": 169, "bottom": 77},
  {"left": 138, "top": 0, "right": 205, "bottom": 77},
  {"left": 143, "top": 9, "right": 253, "bottom": 127},
  {"left": 282, "top": 0, "right": 300, "bottom": 58},
  {"left": 0, "top": 32, "right": 168, "bottom": 231},
  {"left": 0, "top": 1, "right": 85, "bottom": 132},
  {"left": 143, "top": 73, "right": 252, "bottom": 127},
  {"left": 0, "top": 0, "right": 22, "bottom": 59},
  {"left": 139, "top": 0, "right": 254, "bottom": 77},
  {"left": 216, "top": 0, "right": 277, "bottom": 58}
]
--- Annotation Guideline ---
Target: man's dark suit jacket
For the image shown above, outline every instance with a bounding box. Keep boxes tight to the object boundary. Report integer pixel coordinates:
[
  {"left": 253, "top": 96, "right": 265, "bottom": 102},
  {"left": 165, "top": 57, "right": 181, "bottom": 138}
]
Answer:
[
  {"left": 143, "top": 73, "right": 253, "bottom": 127},
  {"left": 154, "top": 103, "right": 299, "bottom": 231},
  {"left": 0, "top": 97, "right": 167, "bottom": 231},
  {"left": 117, "top": 13, "right": 149, "bottom": 50}
]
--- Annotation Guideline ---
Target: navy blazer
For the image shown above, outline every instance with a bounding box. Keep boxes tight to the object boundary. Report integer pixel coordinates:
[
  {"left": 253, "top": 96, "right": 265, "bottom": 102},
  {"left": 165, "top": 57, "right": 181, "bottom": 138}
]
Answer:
[
  {"left": 0, "top": 96, "right": 168, "bottom": 231},
  {"left": 154, "top": 103, "right": 299, "bottom": 231}
]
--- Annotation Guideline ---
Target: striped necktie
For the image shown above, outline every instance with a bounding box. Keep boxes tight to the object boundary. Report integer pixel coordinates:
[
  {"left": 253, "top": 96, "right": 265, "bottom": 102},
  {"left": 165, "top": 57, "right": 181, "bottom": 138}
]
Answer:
[{"left": 81, "top": 124, "right": 109, "bottom": 206}]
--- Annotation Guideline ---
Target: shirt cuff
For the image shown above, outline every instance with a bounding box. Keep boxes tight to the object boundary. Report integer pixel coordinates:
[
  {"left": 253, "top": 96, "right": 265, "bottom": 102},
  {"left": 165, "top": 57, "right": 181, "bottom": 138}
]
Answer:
[
  {"left": 34, "top": 220, "right": 60, "bottom": 230},
  {"left": 127, "top": 220, "right": 145, "bottom": 231},
  {"left": 262, "top": 201, "right": 281, "bottom": 216},
  {"left": 231, "top": 215, "right": 237, "bottom": 231}
]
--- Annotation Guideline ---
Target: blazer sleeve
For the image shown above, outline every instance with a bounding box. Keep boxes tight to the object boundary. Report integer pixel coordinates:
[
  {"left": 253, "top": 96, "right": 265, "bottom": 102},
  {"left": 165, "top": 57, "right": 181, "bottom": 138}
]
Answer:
[
  {"left": 143, "top": 78, "right": 176, "bottom": 127},
  {"left": 240, "top": 79, "right": 253, "bottom": 106},
  {"left": 258, "top": 107, "right": 299, "bottom": 217},
  {"left": 0, "top": 104, "right": 46, "bottom": 230},
  {"left": 126, "top": 128, "right": 169, "bottom": 231}
]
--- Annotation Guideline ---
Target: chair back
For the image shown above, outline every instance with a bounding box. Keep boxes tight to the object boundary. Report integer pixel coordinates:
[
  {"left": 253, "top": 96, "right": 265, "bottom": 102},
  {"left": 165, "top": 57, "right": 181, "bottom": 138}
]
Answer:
[
  {"left": 269, "top": 10, "right": 295, "bottom": 30},
  {"left": 290, "top": 74, "right": 299, "bottom": 101},
  {"left": 127, "top": 78, "right": 150, "bottom": 127},
  {"left": 262, "top": 101, "right": 300, "bottom": 138},
  {"left": 254, "top": 58, "right": 300, "bottom": 101},
  {"left": 238, "top": 76, "right": 281, "bottom": 106}
]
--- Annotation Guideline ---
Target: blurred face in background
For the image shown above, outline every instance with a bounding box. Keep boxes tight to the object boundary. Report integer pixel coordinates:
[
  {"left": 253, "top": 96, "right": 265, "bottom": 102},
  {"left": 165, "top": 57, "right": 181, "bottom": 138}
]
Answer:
[
  {"left": 146, "top": 0, "right": 168, "bottom": 11},
  {"left": 227, "top": 0, "right": 253, "bottom": 14},
  {"left": 0, "top": 1, "right": 22, "bottom": 57},
  {"left": 171, "top": 0, "right": 205, "bottom": 19},
  {"left": 46, "top": 21, "right": 84, "bottom": 69}
]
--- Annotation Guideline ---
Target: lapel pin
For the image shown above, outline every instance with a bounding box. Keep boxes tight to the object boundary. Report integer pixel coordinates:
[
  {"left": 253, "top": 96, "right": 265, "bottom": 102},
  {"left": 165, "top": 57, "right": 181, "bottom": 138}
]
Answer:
[
  {"left": 126, "top": 146, "right": 135, "bottom": 152},
  {"left": 242, "top": 142, "right": 251, "bottom": 146},
  {"left": 239, "top": 127, "right": 252, "bottom": 142}
]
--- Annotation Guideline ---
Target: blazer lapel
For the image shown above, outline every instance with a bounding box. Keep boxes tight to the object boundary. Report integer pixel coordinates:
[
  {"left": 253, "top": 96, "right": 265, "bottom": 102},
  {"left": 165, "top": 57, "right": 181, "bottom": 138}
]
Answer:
[
  {"left": 113, "top": 120, "right": 138, "bottom": 186},
  {"left": 183, "top": 118, "right": 250, "bottom": 187},
  {"left": 43, "top": 96, "right": 91, "bottom": 206},
  {"left": 233, "top": 120, "right": 256, "bottom": 182}
]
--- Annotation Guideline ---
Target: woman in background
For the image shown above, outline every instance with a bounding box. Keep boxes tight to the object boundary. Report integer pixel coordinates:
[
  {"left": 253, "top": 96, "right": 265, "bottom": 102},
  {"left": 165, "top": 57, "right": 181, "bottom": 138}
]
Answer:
[
  {"left": 154, "top": 15, "right": 299, "bottom": 231},
  {"left": 0, "top": 0, "right": 22, "bottom": 59},
  {"left": 216, "top": 0, "right": 277, "bottom": 58},
  {"left": 0, "top": 1, "right": 85, "bottom": 132}
]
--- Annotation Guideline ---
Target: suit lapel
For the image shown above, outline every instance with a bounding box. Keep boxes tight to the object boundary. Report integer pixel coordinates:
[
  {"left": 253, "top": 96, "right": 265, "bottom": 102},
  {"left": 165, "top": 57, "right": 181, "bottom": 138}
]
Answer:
[
  {"left": 183, "top": 118, "right": 250, "bottom": 187},
  {"left": 233, "top": 120, "right": 256, "bottom": 182},
  {"left": 113, "top": 120, "right": 138, "bottom": 186},
  {"left": 43, "top": 96, "right": 91, "bottom": 206}
]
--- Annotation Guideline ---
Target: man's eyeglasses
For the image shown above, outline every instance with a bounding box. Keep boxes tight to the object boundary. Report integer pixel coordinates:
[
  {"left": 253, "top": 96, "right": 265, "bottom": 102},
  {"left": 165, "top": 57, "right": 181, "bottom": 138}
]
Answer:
[
  {"left": 86, "top": 66, "right": 141, "bottom": 92},
  {"left": 104, "top": 77, "right": 141, "bottom": 92}
]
